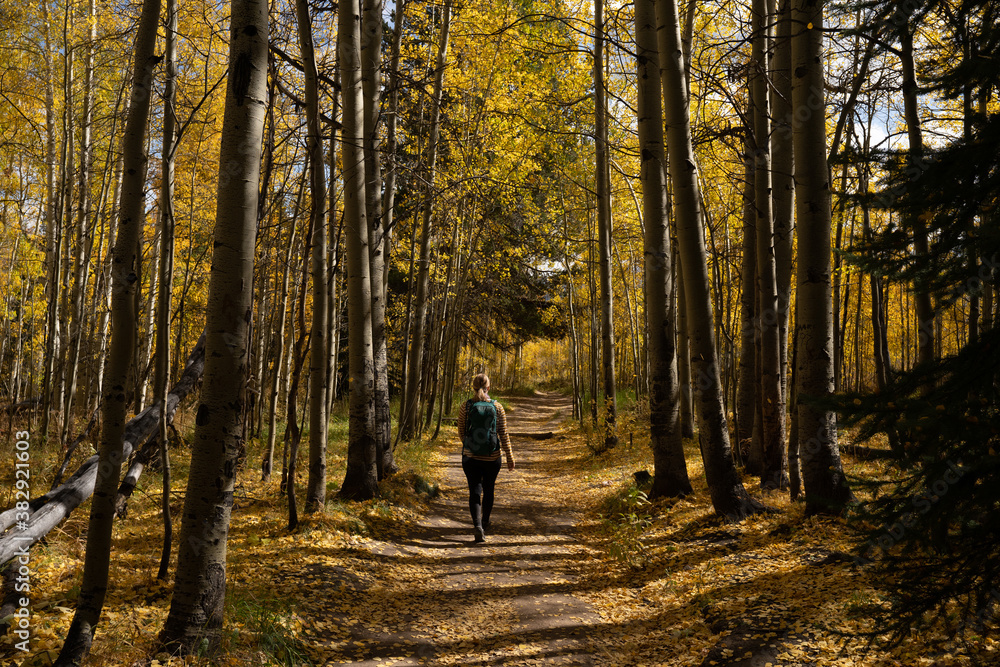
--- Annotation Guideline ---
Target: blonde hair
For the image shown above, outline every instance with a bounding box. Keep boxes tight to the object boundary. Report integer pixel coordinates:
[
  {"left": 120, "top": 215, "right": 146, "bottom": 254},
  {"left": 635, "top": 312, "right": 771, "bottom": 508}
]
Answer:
[{"left": 472, "top": 373, "right": 490, "bottom": 402}]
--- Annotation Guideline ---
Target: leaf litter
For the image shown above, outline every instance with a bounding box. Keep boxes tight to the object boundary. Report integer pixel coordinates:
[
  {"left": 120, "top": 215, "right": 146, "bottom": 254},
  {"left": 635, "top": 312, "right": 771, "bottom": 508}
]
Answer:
[{"left": 3, "top": 393, "right": 998, "bottom": 666}]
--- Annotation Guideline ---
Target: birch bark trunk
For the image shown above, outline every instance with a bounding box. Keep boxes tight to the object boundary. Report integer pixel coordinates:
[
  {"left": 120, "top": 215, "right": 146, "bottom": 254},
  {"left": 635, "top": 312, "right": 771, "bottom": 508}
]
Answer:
[
  {"left": 594, "top": 0, "right": 618, "bottom": 450},
  {"left": 159, "top": 0, "right": 268, "bottom": 650},
  {"left": 635, "top": 0, "right": 691, "bottom": 498},
  {"left": 771, "top": 0, "right": 794, "bottom": 406},
  {"left": 61, "top": 0, "right": 98, "bottom": 445},
  {"left": 39, "top": 0, "right": 60, "bottom": 443},
  {"left": 751, "top": 0, "right": 787, "bottom": 490},
  {"left": 55, "top": 0, "right": 161, "bottom": 660},
  {"left": 899, "top": 19, "right": 936, "bottom": 375},
  {"left": 790, "top": 0, "right": 853, "bottom": 514},
  {"left": 361, "top": 0, "right": 395, "bottom": 477},
  {"left": 656, "top": 0, "right": 763, "bottom": 520},
  {"left": 155, "top": 0, "right": 178, "bottom": 581},
  {"left": 339, "top": 0, "right": 380, "bottom": 500},
  {"left": 295, "top": 0, "right": 330, "bottom": 513},
  {"left": 263, "top": 216, "right": 297, "bottom": 482},
  {"left": 735, "top": 133, "right": 757, "bottom": 463}
]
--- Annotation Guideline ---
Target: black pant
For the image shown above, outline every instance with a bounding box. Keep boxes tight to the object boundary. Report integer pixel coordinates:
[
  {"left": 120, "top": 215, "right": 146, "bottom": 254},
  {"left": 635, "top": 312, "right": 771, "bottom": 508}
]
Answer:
[{"left": 462, "top": 455, "right": 502, "bottom": 529}]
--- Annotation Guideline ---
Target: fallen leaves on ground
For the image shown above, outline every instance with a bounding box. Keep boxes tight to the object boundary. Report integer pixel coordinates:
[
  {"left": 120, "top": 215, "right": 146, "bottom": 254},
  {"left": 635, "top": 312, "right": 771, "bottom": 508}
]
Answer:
[{"left": 2, "top": 395, "right": 997, "bottom": 666}]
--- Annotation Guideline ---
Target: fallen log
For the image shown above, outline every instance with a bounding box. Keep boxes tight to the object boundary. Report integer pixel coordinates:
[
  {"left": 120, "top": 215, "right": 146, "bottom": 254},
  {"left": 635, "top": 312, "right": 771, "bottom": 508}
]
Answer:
[
  {"left": 2, "top": 398, "right": 40, "bottom": 416},
  {"left": 114, "top": 421, "right": 180, "bottom": 519},
  {"left": 0, "top": 334, "right": 205, "bottom": 566},
  {"left": 839, "top": 444, "right": 896, "bottom": 460},
  {"left": 0, "top": 563, "right": 18, "bottom": 636},
  {"left": 510, "top": 431, "right": 554, "bottom": 440}
]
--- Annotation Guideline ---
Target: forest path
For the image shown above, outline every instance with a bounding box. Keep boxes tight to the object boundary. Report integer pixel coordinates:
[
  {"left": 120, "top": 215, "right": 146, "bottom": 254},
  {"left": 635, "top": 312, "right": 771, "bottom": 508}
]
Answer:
[{"left": 307, "top": 392, "right": 605, "bottom": 666}]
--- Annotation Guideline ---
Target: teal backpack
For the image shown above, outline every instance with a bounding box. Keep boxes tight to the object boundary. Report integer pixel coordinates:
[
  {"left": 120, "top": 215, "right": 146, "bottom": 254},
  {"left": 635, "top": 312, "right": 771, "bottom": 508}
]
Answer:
[{"left": 463, "top": 399, "right": 500, "bottom": 456}]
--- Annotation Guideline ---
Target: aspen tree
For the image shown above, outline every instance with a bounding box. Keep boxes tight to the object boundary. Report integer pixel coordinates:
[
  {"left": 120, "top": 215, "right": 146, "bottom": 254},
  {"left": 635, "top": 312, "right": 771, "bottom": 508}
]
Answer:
[
  {"left": 594, "top": 0, "right": 618, "bottom": 450},
  {"left": 39, "top": 0, "right": 59, "bottom": 442},
  {"left": 376, "top": 0, "right": 404, "bottom": 426},
  {"left": 361, "top": 0, "right": 395, "bottom": 477},
  {"left": 656, "top": 0, "right": 763, "bottom": 520},
  {"left": 380, "top": 0, "right": 406, "bottom": 283},
  {"left": 55, "top": 0, "right": 161, "bottom": 660},
  {"left": 154, "top": 0, "right": 178, "bottom": 581},
  {"left": 325, "top": 81, "right": 342, "bottom": 418},
  {"left": 53, "top": 0, "right": 75, "bottom": 432},
  {"left": 635, "top": 0, "right": 691, "bottom": 498},
  {"left": 588, "top": 218, "right": 599, "bottom": 424},
  {"left": 285, "top": 215, "right": 313, "bottom": 527},
  {"left": 61, "top": 0, "right": 98, "bottom": 446},
  {"left": 159, "top": 0, "right": 268, "bottom": 651},
  {"left": 735, "top": 137, "right": 757, "bottom": 463},
  {"left": 771, "top": 0, "right": 794, "bottom": 409},
  {"left": 751, "top": 0, "right": 787, "bottom": 490},
  {"left": 676, "top": 0, "right": 696, "bottom": 441},
  {"left": 790, "top": 0, "right": 853, "bottom": 515},
  {"left": 263, "top": 218, "right": 297, "bottom": 483},
  {"left": 295, "top": 0, "right": 329, "bottom": 513},
  {"left": 339, "top": 0, "right": 380, "bottom": 500},
  {"left": 898, "top": 9, "right": 936, "bottom": 375},
  {"left": 91, "top": 104, "right": 127, "bottom": 422}
]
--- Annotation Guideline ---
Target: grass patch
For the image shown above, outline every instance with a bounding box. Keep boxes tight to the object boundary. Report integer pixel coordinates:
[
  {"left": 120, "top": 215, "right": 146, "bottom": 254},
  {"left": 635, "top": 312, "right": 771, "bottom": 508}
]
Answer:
[
  {"left": 0, "top": 398, "right": 450, "bottom": 666},
  {"left": 225, "top": 589, "right": 314, "bottom": 666},
  {"left": 499, "top": 383, "right": 541, "bottom": 397},
  {"left": 575, "top": 388, "right": 647, "bottom": 455}
]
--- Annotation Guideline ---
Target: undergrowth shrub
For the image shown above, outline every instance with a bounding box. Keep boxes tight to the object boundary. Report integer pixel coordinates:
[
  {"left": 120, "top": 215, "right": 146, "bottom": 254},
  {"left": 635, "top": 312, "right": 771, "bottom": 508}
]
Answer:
[
  {"left": 600, "top": 484, "right": 653, "bottom": 568},
  {"left": 582, "top": 391, "right": 645, "bottom": 456}
]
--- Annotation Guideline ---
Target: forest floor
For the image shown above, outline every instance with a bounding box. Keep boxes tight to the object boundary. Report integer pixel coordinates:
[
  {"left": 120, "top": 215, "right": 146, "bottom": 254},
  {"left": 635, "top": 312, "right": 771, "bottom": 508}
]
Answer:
[
  {"left": 296, "top": 392, "right": 603, "bottom": 666},
  {"left": 3, "top": 392, "right": 999, "bottom": 666}
]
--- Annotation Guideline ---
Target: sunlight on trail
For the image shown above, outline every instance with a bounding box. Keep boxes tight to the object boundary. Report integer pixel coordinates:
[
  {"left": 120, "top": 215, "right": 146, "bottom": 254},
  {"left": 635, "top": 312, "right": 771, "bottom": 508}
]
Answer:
[
  {"left": 8, "top": 392, "right": 999, "bottom": 666},
  {"left": 296, "top": 392, "right": 606, "bottom": 666}
]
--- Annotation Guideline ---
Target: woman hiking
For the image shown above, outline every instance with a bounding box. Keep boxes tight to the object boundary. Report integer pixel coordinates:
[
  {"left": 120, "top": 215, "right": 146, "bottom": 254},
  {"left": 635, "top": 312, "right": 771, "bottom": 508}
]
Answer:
[{"left": 457, "top": 373, "right": 515, "bottom": 543}]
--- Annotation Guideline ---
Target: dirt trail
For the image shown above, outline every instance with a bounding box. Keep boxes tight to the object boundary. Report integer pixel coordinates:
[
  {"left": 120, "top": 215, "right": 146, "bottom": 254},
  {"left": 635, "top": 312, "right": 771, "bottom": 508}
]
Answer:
[{"left": 306, "top": 392, "right": 604, "bottom": 666}]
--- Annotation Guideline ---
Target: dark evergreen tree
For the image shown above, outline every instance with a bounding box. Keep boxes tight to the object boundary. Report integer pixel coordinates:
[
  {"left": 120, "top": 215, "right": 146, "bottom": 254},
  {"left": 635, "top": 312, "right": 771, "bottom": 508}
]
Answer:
[{"left": 838, "top": 0, "right": 1000, "bottom": 643}]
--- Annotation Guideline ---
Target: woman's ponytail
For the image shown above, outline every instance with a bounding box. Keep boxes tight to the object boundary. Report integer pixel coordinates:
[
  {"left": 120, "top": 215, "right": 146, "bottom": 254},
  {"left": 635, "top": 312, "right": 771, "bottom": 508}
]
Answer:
[{"left": 472, "top": 373, "right": 490, "bottom": 402}]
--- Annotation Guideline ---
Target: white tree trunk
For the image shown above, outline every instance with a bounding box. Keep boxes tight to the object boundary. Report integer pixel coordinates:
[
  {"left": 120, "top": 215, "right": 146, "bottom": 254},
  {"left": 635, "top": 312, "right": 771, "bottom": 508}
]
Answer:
[
  {"left": 751, "top": 0, "right": 787, "bottom": 490},
  {"left": 771, "top": 0, "right": 794, "bottom": 420},
  {"left": 361, "top": 0, "right": 395, "bottom": 478},
  {"left": 594, "top": 0, "right": 618, "bottom": 450},
  {"left": 295, "top": 0, "right": 330, "bottom": 513},
  {"left": 339, "top": 0, "right": 379, "bottom": 500},
  {"left": 656, "top": 0, "right": 763, "bottom": 520},
  {"left": 159, "top": 0, "right": 268, "bottom": 651},
  {"left": 154, "top": 0, "right": 179, "bottom": 581},
  {"left": 635, "top": 0, "right": 690, "bottom": 498},
  {"left": 790, "top": 0, "right": 853, "bottom": 515}
]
